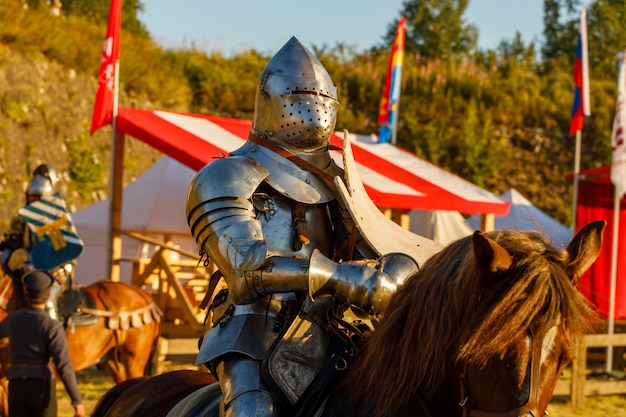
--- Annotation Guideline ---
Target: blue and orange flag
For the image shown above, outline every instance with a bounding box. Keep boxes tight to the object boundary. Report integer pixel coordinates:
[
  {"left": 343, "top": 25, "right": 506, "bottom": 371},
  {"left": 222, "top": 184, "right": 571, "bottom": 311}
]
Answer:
[
  {"left": 377, "top": 17, "right": 406, "bottom": 144},
  {"left": 570, "top": 9, "right": 590, "bottom": 136}
]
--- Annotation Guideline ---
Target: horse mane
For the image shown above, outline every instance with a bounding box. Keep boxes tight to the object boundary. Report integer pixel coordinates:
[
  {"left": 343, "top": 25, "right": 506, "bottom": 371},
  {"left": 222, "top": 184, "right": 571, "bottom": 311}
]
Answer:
[{"left": 344, "top": 229, "right": 599, "bottom": 417}]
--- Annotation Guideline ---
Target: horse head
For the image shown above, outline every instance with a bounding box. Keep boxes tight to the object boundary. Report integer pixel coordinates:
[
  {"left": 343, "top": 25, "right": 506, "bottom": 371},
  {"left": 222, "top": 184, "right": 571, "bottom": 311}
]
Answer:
[{"left": 337, "top": 220, "right": 605, "bottom": 417}]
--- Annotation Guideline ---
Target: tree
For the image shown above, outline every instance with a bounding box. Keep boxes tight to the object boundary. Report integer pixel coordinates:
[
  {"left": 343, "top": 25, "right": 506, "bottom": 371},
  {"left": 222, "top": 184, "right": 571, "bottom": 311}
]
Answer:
[
  {"left": 385, "top": 0, "right": 477, "bottom": 59},
  {"left": 587, "top": 0, "right": 626, "bottom": 77},
  {"left": 541, "top": 0, "right": 581, "bottom": 62},
  {"left": 61, "top": 0, "right": 149, "bottom": 37}
]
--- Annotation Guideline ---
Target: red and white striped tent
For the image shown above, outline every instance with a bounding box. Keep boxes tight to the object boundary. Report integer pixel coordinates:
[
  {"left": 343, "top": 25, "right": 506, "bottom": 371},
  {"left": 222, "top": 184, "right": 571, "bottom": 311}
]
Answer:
[{"left": 116, "top": 107, "right": 509, "bottom": 215}]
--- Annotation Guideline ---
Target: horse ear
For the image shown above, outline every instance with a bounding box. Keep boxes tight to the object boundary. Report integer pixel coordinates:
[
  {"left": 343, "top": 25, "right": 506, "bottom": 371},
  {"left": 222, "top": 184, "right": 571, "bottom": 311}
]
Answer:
[
  {"left": 565, "top": 220, "right": 606, "bottom": 284},
  {"left": 472, "top": 231, "right": 513, "bottom": 278}
]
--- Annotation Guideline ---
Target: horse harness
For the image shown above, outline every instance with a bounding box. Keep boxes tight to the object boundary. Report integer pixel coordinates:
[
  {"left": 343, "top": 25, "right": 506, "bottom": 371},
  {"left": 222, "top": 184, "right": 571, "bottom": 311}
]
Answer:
[{"left": 458, "top": 327, "right": 550, "bottom": 417}]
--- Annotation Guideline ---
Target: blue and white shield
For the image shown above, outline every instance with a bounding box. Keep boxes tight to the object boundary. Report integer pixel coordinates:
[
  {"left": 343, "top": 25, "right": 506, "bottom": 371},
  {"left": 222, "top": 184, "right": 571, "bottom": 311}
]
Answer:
[{"left": 18, "top": 192, "right": 84, "bottom": 271}]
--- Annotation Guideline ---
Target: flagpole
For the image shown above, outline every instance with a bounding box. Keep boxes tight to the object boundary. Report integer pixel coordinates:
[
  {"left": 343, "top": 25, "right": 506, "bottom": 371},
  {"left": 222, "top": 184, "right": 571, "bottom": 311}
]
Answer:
[
  {"left": 391, "top": 100, "right": 400, "bottom": 145},
  {"left": 106, "top": 59, "right": 123, "bottom": 281},
  {"left": 571, "top": 8, "right": 589, "bottom": 231},
  {"left": 572, "top": 130, "right": 581, "bottom": 226},
  {"left": 607, "top": 49, "right": 626, "bottom": 371},
  {"left": 607, "top": 185, "right": 619, "bottom": 371},
  {"left": 90, "top": 0, "right": 123, "bottom": 281}
]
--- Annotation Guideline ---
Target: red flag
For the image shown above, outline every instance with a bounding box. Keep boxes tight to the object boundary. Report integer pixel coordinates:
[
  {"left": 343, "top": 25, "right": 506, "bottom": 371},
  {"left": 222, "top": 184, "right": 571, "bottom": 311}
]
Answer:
[
  {"left": 569, "top": 9, "right": 590, "bottom": 136},
  {"left": 90, "top": 0, "right": 122, "bottom": 134}
]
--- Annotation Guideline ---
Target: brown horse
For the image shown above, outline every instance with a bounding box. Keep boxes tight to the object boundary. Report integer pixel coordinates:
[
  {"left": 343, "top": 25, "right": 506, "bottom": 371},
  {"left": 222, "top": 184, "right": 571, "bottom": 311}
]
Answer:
[
  {"left": 91, "top": 221, "right": 605, "bottom": 417},
  {"left": 60, "top": 279, "right": 162, "bottom": 382}
]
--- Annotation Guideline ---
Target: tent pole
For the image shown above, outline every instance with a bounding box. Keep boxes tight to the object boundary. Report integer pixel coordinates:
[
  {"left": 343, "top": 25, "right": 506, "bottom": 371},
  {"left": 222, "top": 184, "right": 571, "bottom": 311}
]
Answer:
[
  {"left": 480, "top": 213, "right": 494, "bottom": 232},
  {"left": 572, "top": 130, "right": 582, "bottom": 227},
  {"left": 105, "top": 54, "right": 123, "bottom": 282},
  {"left": 607, "top": 186, "right": 620, "bottom": 372},
  {"left": 106, "top": 128, "right": 124, "bottom": 282},
  {"left": 392, "top": 209, "right": 410, "bottom": 230}
]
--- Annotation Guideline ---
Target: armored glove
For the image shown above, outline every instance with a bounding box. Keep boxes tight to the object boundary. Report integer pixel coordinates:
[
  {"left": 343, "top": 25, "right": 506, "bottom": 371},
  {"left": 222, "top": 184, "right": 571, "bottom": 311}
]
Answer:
[
  {"left": 308, "top": 249, "right": 419, "bottom": 315},
  {"left": 7, "top": 248, "right": 30, "bottom": 272}
]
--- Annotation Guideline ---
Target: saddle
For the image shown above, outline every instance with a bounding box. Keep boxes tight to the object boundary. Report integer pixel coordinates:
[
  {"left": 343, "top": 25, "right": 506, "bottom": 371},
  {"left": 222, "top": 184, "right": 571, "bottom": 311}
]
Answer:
[
  {"left": 57, "top": 288, "right": 99, "bottom": 328},
  {"left": 166, "top": 383, "right": 221, "bottom": 417}
]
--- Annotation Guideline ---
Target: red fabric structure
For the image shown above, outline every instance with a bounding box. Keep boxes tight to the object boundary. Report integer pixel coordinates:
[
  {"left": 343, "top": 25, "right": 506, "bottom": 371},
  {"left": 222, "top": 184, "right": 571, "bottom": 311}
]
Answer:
[
  {"left": 576, "top": 166, "right": 626, "bottom": 319},
  {"left": 116, "top": 107, "right": 509, "bottom": 215}
]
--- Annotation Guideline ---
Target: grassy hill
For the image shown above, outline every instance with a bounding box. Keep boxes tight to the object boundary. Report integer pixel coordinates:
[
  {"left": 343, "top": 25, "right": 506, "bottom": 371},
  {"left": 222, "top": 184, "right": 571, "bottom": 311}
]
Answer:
[
  {"left": 0, "top": 1, "right": 181, "bottom": 223},
  {"left": 0, "top": 1, "right": 616, "bottom": 229}
]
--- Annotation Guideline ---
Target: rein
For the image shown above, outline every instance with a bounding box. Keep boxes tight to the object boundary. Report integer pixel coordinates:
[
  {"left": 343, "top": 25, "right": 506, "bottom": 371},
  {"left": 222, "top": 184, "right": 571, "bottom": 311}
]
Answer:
[{"left": 459, "top": 328, "right": 547, "bottom": 417}]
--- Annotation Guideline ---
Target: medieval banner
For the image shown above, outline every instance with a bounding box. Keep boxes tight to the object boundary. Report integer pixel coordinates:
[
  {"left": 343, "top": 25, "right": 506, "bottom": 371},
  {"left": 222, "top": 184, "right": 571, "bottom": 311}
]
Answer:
[{"left": 18, "top": 192, "right": 84, "bottom": 271}]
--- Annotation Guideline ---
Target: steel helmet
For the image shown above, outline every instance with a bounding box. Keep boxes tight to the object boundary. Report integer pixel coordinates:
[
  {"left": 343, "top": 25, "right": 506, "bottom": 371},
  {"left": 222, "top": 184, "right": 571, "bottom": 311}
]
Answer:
[
  {"left": 25, "top": 174, "right": 54, "bottom": 198},
  {"left": 32, "top": 163, "right": 59, "bottom": 187},
  {"left": 251, "top": 37, "right": 339, "bottom": 153}
]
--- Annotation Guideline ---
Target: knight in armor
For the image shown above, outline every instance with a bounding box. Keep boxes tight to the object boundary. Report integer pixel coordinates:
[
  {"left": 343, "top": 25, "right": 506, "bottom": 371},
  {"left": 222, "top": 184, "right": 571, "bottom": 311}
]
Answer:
[
  {"left": 186, "top": 37, "right": 424, "bottom": 417},
  {"left": 0, "top": 164, "right": 59, "bottom": 309}
]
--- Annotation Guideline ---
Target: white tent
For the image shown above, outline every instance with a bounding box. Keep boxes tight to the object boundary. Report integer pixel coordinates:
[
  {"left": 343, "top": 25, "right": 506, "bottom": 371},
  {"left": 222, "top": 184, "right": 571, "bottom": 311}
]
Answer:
[
  {"left": 72, "top": 156, "right": 198, "bottom": 284},
  {"left": 466, "top": 188, "right": 573, "bottom": 248},
  {"left": 71, "top": 119, "right": 511, "bottom": 284},
  {"left": 409, "top": 210, "right": 473, "bottom": 246}
]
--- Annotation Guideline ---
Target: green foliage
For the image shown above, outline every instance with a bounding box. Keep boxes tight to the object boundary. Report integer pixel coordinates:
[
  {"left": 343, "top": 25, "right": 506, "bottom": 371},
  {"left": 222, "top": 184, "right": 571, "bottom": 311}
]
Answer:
[
  {"left": 456, "top": 99, "right": 504, "bottom": 187},
  {"left": 387, "top": 0, "right": 478, "bottom": 58},
  {"left": 61, "top": 0, "right": 149, "bottom": 38},
  {"left": 0, "top": 0, "right": 623, "bottom": 228},
  {"left": 1, "top": 97, "right": 31, "bottom": 125},
  {"left": 542, "top": 0, "right": 581, "bottom": 61},
  {"left": 65, "top": 130, "right": 107, "bottom": 199},
  {"left": 169, "top": 49, "right": 264, "bottom": 117},
  {"left": 587, "top": 0, "right": 626, "bottom": 76}
]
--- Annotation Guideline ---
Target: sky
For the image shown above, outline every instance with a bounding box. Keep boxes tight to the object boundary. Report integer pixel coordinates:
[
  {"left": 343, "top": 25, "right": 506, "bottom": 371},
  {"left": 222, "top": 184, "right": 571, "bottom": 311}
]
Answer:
[{"left": 139, "top": 0, "right": 558, "bottom": 57}]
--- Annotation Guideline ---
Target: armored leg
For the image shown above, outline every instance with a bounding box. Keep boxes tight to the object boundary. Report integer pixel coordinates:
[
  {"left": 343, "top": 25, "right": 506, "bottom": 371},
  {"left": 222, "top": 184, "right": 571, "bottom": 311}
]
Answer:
[{"left": 214, "top": 355, "right": 281, "bottom": 417}]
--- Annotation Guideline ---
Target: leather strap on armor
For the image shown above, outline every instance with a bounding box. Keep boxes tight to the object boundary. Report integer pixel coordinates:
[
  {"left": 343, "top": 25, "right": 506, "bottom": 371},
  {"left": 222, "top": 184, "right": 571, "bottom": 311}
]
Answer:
[
  {"left": 200, "top": 269, "right": 224, "bottom": 311},
  {"left": 248, "top": 132, "right": 340, "bottom": 184},
  {"left": 292, "top": 202, "right": 310, "bottom": 251}
]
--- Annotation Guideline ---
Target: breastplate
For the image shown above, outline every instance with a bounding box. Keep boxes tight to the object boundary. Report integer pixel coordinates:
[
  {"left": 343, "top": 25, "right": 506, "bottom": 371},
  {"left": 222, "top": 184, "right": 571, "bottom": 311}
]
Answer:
[{"left": 257, "top": 187, "right": 334, "bottom": 260}]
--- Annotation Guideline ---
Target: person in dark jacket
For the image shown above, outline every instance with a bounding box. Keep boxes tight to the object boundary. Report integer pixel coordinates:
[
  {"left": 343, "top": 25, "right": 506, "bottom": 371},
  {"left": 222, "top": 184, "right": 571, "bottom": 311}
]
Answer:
[{"left": 0, "top": 269, "right": 84, "bottom": 417}]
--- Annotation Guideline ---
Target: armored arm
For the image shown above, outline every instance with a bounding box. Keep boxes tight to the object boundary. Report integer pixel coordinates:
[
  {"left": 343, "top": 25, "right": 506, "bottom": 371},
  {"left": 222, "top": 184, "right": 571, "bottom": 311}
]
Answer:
[
  {"left": 226, "top": 253, "right": 415, "bottom": 315},
  {"left": 187, "top": 157, "right": 417, "bottom": 311},
  {"left": 188, "top": 157, "right": 316, "bottom": 305},
  {"left": 308, "top": 250, "right": 418, "bottom": 315},
  {"left": 0, "top": 216, "right": 28, "bottom": 252}
]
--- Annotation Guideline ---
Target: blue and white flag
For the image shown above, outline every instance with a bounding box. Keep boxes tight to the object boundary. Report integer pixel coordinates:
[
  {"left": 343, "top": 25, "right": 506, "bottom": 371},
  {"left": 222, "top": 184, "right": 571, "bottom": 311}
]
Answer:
[{"left": 18, "top": 192, "right": 84, "bottom": 271}]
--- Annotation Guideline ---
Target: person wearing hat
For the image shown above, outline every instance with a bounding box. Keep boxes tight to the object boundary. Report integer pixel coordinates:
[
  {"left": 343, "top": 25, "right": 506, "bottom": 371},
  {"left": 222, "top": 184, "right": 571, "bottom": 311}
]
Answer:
[{"left": 0, "top": 270, "right": 84, "bottom": 417}]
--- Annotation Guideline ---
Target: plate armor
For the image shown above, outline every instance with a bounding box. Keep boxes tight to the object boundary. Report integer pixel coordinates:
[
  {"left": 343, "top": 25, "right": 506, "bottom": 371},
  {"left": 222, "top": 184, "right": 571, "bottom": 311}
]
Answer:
[
  {"left": 186, "top": 37, "right": 419, "bottom": 417},
  {"left": 1, "top": 164, "right": 60, "bottom": 312}
]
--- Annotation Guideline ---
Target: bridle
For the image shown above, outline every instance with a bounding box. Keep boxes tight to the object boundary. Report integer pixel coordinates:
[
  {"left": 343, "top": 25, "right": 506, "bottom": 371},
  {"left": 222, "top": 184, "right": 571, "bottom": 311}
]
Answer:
[{"left": 458, "top": 327, "right": 552, "bottom": 417}]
